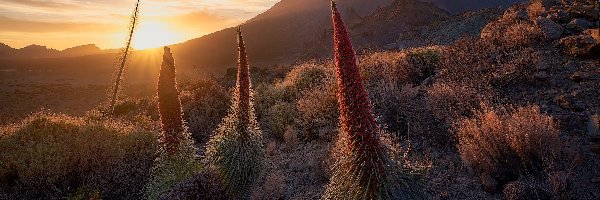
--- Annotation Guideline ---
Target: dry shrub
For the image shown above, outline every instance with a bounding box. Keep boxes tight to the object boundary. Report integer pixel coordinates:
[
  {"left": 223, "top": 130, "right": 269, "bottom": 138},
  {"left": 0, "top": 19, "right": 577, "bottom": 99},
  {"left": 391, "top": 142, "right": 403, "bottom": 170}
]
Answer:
[
  {"left": 438, "top": 38, "right": 539, "bottom": 93},
  {"left": 503, "top": 21, "right": 544, "bottom": 48},
  {"left": 145, "top": 131, "right": 201, "bottom": 200},
  {"left": 250, "top": 172, "right": 286, "bottom": 200},
  {"left": 266, "top": 141, "right": 277, "bottom": 156},
  {"left": 480, "top": 4, "right": 544, "bottom": 48},
  {"left": 266, "top": 101, "right": 296, "bottom": 140},
  {"left": 426, "top": 82, "right": 482, "bottom": 124},
  {"left": 283, "top": 127, "right": 298, "bottom": 152},
  {"left": 455, "top": 105, "right": 562, "bottom": 188},
  {"left": 181, "top": 79, "right": 231, "bottom": 143},
  {"left": 279, "top": 61, "right": 334, "bottom": 96},
  {"left": 359, "top": 47, "right": 441, "bottom": 86},
  {"left": 0, "top": 112, "right": 159, "bottom": 199},
  {"left": 359, "top": 51, "right": 410, "bottom": 85},
  {"left": 296, "top": 82, "right": 339, "bottom": 141},
  {"left": 159, "top": 169, "right": 229, "bottom": 200}
]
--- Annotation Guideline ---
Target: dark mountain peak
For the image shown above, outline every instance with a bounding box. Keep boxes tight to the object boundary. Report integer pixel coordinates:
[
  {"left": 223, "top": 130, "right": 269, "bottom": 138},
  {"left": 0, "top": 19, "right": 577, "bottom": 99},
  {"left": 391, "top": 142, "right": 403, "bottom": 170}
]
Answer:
[
  {"left": 421, "top": 0, "right": 528, "bottom": 14},
  {"left": 60, "top": 44, "right": 103, "bottom": 57}
]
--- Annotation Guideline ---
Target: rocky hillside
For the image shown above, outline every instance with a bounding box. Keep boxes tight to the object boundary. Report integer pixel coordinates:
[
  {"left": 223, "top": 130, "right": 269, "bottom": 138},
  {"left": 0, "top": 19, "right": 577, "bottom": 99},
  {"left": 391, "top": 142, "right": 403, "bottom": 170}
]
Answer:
[{"left": 422, "top": 0, "right": 528, "bottom": 14}]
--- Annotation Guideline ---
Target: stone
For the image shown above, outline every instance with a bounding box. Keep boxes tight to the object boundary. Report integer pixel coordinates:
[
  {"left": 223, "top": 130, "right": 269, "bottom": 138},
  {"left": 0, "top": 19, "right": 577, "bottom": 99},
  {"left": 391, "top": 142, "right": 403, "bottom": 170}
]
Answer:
[
  {"left": 587, "top": 114, "right": 600, "bottom": 137},
  {"left": 554, "top": 94, "right": 574, "bottom": 109},
  {"left": 534, "top": 71, "right": 550, "bottom": 80},
  {"left": 566, "top": 18, "right": 594, "bottom": 32},
  {"left": 570, "top": 71, "right": 600, "bottom": 82},
  {"left": 568, "top": 4, "right": 599, "bottom": 21},
  {"left": 591, "top": 144, "right": 600, "bottom": 155},
  {"left": 548, "top": 9, "right": 571, "bottom": 23},
  {"left": 480, "top": 173, "right": 499, "bottom": 193},
  {"left": 559, "top": 34, "right": 598, "bottom": 56},
  {"left": 535, "top": 17, "right": 564, "bottom": 39}
]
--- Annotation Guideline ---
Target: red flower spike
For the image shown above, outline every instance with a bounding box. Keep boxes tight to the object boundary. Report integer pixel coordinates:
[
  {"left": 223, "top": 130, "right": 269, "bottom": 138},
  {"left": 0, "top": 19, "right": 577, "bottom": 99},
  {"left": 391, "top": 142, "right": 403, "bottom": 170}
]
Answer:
[
  {"left": 325, "top": 0, "right": 389, "bottom": 198},
  {"left": 235, "top": 28, "right": 251, "bottom": 137},
  {"left": 158, "top": 46, "right": 185, "bottom": 154}
]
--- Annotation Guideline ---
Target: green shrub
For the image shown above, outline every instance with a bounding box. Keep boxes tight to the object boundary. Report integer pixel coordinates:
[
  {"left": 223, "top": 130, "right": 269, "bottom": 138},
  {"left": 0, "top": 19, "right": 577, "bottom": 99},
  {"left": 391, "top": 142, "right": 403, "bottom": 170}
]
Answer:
[
  {"left": 296, "top": 82, "right": 339, "bottom": 141},
  {"left": 266, "top": 101, "right": 296, "bottom": 140},
  {"left": 144, "top": 131, "right": 201, "bottom": 200},
  {"left": 181, "top": 79, "right": 231, "bottom": 143},
  {"left": 0, "top": 112, "right": 159, "bottom": 199}
]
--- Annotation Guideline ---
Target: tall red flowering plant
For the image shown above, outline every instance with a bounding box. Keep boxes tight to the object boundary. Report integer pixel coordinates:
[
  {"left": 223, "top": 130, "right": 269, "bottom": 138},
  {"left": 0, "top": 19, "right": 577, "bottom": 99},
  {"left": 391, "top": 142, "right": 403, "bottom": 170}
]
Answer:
[
  {"left": 322, "top": 1, "right": 424, "bottom": 199},
  {"left": 157, "top": 46, "right": 185, "bottom": 154},
  {"left": 205, "top": 28, "right": 265, "bottom": 199}
]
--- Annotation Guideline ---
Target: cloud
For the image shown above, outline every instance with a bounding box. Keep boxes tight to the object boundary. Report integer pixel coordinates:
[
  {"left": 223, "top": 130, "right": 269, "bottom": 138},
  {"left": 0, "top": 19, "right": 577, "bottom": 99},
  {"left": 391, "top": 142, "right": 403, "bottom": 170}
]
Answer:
[
  {"left": 0, "top": 16, "right": 119, "bottom": 33},
  {"left": 1, "top": 0, "right": 79, "bottom": 9}
]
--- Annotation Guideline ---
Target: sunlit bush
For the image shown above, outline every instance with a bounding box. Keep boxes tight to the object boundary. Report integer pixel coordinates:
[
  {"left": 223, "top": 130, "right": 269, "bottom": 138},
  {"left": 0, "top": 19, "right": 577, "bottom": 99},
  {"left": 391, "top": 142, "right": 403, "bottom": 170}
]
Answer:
[
  {"left": 455, "top": 105, "right": 563, "bottom": 192},
  {"left": 0, "top": 112, "right": 159, "bottom": 199},
  {"left": 266, "top": 101, "right": 296, "bottom": 140},
  {"left": 297, "top": 82, "right": 339, "bottom": 141},
  {"left": 144, "top": 131, "right": 201, "bottom": 200},
  {"left": 181, "top": 79, "right": 231, "bottom": 143}
]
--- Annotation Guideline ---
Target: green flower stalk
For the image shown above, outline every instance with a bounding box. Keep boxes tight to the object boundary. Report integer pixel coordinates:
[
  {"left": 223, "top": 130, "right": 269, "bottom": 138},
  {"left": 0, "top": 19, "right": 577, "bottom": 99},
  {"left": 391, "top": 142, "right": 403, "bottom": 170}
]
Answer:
[{"left": 204, "top": 28, "right": 265, "bottom": 199}]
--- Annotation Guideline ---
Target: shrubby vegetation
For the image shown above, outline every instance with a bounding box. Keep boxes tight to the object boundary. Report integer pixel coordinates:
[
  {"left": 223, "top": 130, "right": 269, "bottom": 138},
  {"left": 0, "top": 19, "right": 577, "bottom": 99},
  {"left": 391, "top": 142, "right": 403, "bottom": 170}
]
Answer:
[
  {"left": 455, "top": 105, "right": 569, "bottom": 197},
  {"left": 0, "top": 112, "right": 159, "bottom": 199}
]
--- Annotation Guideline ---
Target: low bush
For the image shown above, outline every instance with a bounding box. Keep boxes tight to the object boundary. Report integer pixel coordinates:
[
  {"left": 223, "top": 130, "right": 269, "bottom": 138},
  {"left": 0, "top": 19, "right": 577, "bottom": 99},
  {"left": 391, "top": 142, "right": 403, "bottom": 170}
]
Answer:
[
  {"left": 455, "top": 105, "right": 563, "bottom": 192},
  {"left": 181, "top": 79, "right": 231, "bottom": 143},
  {"left": 144, "top": 131, "right": 201, "bottom": 200},
  {"left": 437, "top": 38, "right": 539, "bottom": 93},
  {"left": 159, "top": 168, "right": 229, "bottom": 200},
  {"left": 266, "top": 101, "right": 296, "bottom": 140},
  {"left": 296, "top": 83, "right": 339, "bottom": 141},
  {"left": 0, "top": 112, "right": 159, "bottom": 199},
  {"left": 426, "top": 82, "right": 482, "bottom": 124}
]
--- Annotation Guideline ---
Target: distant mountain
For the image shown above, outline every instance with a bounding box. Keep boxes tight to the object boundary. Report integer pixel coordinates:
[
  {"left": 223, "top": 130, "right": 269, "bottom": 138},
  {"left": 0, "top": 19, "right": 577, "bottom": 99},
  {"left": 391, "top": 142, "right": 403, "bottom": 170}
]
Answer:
[
  {"left": 15, "top": 45, "right": 60, "bottom": 58},
  {"left": 0, "top": 43, "right": 15, "bottom": 57},
  {"left": 60, "top": 44, "right": 103, "bottom": 57},
  {"left": 0, "top": 43, "right": 111, "bottom": 58},
  {"left": 420, "top": 0, "right": 527, "bottom": 14}
]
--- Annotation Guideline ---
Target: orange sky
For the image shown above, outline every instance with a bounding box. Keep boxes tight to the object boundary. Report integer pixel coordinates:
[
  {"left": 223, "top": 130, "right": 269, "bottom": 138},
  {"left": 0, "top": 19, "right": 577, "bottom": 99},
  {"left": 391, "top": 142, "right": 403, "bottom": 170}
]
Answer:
[{"left": 0, "top": 0, "right": 278, "bottom": 50}]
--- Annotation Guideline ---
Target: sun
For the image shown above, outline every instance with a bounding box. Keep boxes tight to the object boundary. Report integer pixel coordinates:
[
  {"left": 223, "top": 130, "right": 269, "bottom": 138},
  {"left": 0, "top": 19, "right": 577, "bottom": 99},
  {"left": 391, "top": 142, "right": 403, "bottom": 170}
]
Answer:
[{"left": 133, "top": 21, "right": 181, "bottom": 50}]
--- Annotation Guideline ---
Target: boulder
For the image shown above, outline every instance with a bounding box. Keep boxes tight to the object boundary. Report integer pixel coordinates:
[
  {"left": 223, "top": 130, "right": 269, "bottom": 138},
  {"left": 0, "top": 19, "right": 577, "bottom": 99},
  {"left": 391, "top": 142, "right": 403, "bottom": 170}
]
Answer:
[
  {"left": 570, "top": 71, "right": 600, "bottom": 82},
  {"left": 559, "top": 34, "right": 598, "bottom": 56},
  {"left": 535, "top": 17, "right": 564, "bottom": 39},
  {"left": 548, "top": 8, "right": 572, "bottom": 23},
  {"left": 480, "top": 173, "right": 499, "bottom": 193},
  {"left": 567, "top": 4, "right": 599, "bottom": 21},
  {"left": 566, "top": 18, "right": 594, "bottom": 32},
  {"left": 586, "top": 114, "right": 600, "bottom": 138}
]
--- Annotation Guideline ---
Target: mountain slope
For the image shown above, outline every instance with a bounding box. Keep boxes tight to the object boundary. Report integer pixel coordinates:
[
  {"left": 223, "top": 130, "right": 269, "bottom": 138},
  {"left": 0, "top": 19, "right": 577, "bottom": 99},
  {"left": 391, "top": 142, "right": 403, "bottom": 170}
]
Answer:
[
  {"left": 169, "top": 0, "right": 394, "bottom": 72},
  {"left": 60, "top": 44, "right": 103, "bottom": 57},
  {"left": 421, "top": 0, "right": 527, "bottom": 14}
]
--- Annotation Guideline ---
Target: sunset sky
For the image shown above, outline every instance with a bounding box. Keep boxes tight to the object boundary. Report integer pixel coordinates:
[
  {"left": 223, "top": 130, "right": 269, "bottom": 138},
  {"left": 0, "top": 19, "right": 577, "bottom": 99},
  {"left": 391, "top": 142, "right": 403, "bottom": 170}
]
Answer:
[{"left": 0, "top": 0, "right": 278, "bottom": 50}]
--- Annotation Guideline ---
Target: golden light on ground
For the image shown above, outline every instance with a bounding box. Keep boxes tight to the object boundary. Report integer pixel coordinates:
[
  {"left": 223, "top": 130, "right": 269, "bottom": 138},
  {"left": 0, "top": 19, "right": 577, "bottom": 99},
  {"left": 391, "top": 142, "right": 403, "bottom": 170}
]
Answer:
[{"left": 133, "top": 21, "right": 182, "bottom": 50}]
